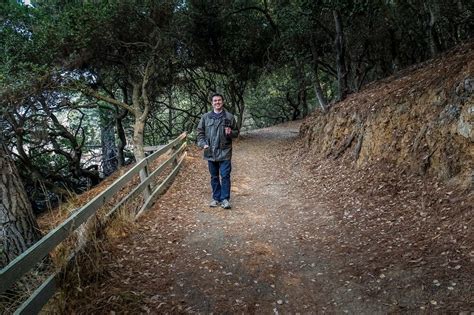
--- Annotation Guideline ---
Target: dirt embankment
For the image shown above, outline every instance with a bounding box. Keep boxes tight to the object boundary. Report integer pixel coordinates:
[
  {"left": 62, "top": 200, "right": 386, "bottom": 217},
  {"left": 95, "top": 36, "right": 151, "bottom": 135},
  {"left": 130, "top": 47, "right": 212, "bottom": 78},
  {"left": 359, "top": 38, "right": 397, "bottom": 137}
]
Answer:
[
  {"left": 301, "top": 41, "right": 473, "bottom": 188},
  {"left": 295, "top": 42, "right": 473, "bottom": 312}
]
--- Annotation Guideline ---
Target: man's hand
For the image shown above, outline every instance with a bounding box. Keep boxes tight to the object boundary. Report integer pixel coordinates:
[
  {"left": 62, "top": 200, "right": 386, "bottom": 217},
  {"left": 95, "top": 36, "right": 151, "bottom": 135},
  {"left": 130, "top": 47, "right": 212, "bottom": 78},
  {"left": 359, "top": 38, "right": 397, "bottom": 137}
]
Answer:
[
  {"left": 224, "top": 127, "right": 231, "bottom": 136},
  {"left": 203, "top": 144, "right": 209, "bottom": 149}
]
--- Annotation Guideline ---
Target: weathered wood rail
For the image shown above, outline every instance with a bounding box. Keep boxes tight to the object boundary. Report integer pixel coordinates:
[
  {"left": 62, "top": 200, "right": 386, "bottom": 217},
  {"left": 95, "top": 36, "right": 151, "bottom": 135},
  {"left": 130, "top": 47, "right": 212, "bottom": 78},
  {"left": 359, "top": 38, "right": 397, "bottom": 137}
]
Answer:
[{"left": 0, "top": 133, "right": 187, "bottom": 314}]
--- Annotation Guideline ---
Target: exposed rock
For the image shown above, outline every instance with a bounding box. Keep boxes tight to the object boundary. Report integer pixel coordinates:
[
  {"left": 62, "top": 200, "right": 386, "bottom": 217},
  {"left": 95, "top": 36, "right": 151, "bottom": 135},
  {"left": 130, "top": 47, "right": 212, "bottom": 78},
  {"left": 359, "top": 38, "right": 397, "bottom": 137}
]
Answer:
[
  {"left": 463, "top": 77, "right": 474, "bottom": 93},
  {"left": 456, "top": 103, "right": 473, "bottom": 141}
]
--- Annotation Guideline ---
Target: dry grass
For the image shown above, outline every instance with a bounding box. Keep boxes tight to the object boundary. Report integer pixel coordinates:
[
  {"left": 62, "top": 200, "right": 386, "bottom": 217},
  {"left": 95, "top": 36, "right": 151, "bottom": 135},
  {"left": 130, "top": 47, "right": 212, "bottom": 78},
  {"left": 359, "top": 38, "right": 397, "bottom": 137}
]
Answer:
[
  {"left": 1, "top": 149, "right": 182, "bottom": 314},
  {"left": 0, "top": 261, "right": 54, "bottom": 314}
]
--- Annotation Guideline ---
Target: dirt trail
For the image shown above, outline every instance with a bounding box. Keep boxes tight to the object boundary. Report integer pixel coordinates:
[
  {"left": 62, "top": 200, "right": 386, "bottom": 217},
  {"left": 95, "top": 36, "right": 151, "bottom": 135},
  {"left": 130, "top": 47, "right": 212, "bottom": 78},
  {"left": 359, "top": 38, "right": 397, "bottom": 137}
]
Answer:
[
  {"left": 67, "top": 121, "right": 473, "bottom": 314},
  {"left": 168, "top": 123, "right": 382, "bottom": 314}
]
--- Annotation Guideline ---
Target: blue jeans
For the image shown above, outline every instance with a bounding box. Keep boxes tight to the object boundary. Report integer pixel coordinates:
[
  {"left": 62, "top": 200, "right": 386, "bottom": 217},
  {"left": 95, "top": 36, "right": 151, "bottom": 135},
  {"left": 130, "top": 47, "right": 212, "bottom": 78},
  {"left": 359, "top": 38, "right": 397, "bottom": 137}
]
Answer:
[{"left": 208, "top": 160, "right": 232, "bottom": 201}]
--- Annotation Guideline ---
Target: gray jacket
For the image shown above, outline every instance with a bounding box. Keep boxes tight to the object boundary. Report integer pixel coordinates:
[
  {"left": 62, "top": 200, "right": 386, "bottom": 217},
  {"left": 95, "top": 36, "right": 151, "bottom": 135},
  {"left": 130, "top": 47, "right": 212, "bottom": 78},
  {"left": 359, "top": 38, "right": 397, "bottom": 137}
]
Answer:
[{"left": 196, "top": 111, "right": 239, "bottom": 161}]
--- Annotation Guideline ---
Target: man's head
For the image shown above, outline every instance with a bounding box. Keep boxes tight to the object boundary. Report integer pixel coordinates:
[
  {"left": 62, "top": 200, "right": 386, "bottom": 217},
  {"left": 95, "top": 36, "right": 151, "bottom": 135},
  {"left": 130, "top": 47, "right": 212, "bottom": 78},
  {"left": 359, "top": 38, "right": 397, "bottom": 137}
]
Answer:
[{"left": 211, "top": 93, "right": 224, "bottom": 113}]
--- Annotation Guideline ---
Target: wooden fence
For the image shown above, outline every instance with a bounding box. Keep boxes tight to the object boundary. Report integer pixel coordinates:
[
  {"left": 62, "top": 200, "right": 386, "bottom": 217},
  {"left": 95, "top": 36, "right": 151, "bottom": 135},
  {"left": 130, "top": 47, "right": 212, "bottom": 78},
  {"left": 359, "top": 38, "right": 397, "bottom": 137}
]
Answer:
[{"left": 0, "top": 133, "right": 187, "bottom": 314}]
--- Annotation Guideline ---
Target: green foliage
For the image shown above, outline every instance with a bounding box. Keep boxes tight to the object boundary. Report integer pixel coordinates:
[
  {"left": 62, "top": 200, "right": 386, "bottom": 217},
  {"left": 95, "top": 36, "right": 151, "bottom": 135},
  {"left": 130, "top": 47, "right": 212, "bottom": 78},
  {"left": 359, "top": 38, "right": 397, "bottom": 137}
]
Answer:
[
  {"left": 1, "top": 0, "right": 472, "bottom": 199},
  {"left": 246, "top": 72, "right": 291, "bottom": 127},
  {"left": 0, "top": 3, "right": 44, "bottom": 99}
]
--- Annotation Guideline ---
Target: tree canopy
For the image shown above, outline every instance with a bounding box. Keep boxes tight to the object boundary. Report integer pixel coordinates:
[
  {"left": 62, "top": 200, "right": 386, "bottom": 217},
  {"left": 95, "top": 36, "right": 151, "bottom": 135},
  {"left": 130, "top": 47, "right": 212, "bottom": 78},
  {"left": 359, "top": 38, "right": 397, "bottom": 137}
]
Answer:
[{"left": 0, "top": 0, "right": 472, "bottom": 210}]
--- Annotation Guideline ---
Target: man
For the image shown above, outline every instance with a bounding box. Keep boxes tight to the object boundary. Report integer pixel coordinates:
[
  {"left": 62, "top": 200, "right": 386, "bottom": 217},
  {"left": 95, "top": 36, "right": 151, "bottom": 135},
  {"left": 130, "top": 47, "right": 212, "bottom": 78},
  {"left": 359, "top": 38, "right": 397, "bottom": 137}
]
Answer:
[{"left": 197, "top": 93, "right": 239, "bottom": 209}]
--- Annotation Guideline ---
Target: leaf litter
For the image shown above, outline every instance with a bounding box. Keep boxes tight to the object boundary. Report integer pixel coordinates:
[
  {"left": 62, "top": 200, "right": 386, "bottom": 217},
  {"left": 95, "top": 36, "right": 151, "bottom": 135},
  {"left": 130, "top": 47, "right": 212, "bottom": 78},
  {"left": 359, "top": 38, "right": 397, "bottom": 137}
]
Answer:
[{"left": 63, "top": 121, "right": 472, "bottom": 313}]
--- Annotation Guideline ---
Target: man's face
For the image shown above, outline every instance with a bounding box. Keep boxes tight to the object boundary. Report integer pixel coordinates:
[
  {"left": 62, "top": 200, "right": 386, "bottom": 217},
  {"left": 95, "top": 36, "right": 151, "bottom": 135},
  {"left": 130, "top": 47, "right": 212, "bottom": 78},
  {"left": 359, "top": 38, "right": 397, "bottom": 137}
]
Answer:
[{"left": 212, "top": 96, "right": 223, "bottom": 111}]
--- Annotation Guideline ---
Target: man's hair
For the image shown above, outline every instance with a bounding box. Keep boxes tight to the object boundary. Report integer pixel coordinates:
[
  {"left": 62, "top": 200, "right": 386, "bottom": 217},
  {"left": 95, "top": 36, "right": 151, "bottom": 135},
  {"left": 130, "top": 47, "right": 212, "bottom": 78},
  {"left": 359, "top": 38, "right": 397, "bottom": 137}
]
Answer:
[{"left": 210, "top": 92, "right": 224, "bottom": 101}]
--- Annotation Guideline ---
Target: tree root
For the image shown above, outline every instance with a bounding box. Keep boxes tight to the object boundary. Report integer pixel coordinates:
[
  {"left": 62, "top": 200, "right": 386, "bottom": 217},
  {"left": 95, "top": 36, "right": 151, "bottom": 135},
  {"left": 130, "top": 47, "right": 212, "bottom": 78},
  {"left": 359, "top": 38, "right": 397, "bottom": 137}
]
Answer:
[
  {"left": 353, "top": 132, "right": 364, "bottom": 160},
  {"left": 332, "top": 131, "right": 356, "bottom": 159}
]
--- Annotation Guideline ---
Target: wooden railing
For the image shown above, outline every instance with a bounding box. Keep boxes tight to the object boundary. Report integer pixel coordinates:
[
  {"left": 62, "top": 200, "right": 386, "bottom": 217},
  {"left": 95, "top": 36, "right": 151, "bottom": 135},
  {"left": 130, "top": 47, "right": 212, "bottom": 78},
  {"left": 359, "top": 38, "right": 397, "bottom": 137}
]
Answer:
[{"left": 0, "top": 133, "right": 187, "bottom": 314}]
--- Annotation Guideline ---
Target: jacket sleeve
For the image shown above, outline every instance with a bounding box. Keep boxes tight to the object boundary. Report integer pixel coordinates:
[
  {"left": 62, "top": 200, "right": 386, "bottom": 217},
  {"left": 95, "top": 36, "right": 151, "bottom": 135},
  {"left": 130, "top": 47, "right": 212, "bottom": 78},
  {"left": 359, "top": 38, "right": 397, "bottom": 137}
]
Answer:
[{"left": 196, "top": 115, "right": 207, "bottom": 148}]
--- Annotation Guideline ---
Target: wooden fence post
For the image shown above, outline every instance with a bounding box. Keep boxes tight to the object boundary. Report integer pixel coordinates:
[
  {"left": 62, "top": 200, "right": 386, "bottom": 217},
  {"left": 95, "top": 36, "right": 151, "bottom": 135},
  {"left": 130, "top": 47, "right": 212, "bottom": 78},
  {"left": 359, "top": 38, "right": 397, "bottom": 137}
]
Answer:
[{"left": 171, "top": 143, "right": 179, "bottom": 168}]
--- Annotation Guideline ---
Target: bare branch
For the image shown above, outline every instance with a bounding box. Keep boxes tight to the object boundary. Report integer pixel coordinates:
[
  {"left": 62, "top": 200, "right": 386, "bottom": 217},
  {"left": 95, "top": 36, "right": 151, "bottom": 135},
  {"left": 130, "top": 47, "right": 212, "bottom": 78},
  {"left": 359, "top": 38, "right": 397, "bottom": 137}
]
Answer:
[{"left": 82, "top": 87, "right": 135, "bottom": 114}]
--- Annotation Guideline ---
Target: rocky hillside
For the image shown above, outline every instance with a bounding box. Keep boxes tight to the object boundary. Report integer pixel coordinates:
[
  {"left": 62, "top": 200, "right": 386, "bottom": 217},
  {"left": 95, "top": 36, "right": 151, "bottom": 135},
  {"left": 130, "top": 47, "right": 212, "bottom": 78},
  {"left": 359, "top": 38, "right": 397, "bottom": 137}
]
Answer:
[{"left": 301, "top": 41, "right": 473, "bottom": 188}]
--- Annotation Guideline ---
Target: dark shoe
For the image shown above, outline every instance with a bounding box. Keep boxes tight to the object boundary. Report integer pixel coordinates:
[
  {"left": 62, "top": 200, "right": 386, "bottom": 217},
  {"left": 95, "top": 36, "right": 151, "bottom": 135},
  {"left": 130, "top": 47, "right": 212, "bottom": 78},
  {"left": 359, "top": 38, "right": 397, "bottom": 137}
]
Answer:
[
  {"left": 209, "top": 199, "right": 219, "bottom": 207},
  {"left": 221, "top": 199, "right": 231, "bottom": 209}
]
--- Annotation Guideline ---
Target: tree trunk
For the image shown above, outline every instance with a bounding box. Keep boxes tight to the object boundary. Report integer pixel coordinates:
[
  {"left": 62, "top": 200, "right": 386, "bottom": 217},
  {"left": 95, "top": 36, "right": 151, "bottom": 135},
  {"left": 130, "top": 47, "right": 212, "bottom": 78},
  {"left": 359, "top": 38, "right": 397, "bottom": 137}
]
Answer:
[
  {"left": 133, "top": 115, "right": 151, "bottom": 200},
  {"left": 133, "top": 117, "right": 146, "bottom": 161},
  {"left": 312, "top": 65, "right": 328, "bottom": 112},
  {"left": 168, "top": 85, "right": 174, "bottom": 139},
  {"left": 309, "top": 41, "right": 328, "bottom": 112},
  {"left": 0, "top": 142, "right": 41, "bottom": 269},
  {"left": 333, "top": 9, "right": 349, "bottom": 101},
  {"left": 456, "top": 0, "right": 465, "bottom": 41},
  {"left": 100, "top": 108, "right": 118, "bottom": 177},
  {"left": 115, "top": 107, "right": 128, "bottom": 167},
  {"left": 293, "top": 56, "right": 309, "bottom": 118},
  {"left": 236, "top": 93, "right": 245, "bottom": 131},
  {"left": 227, "top": 79, "right": 246, "bottom": 131},
  {"left": 426, "top": 1, "right": 442, "bottom": 57},
  {"left": 300, "top": 88, "right": 308, "bottom": 117},
  {"left": 130, "top": 80, "right": 147, "bottom": 163},
  {"left": 388, "top": 27, "right": 401, "bottom": 72},
  {"left": 286, "top": 91, "right": 300, "bottom": 121}
]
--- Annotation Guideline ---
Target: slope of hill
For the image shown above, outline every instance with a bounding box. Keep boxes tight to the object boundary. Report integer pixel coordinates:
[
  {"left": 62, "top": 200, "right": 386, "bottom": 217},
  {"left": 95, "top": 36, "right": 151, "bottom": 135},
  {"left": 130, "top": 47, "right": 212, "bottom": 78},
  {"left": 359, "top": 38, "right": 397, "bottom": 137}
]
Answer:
[
  {"left": 295, "top": 41, "right": 473, "bottom": 311},
  {"left": 301, "top": 41, "right": 473, "bottom": 188}
]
